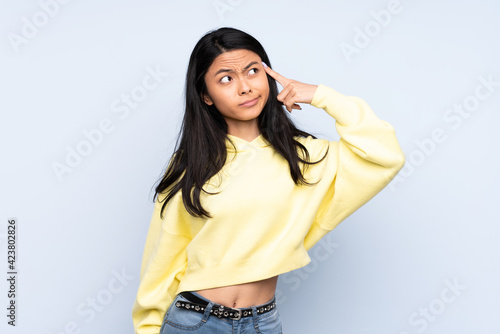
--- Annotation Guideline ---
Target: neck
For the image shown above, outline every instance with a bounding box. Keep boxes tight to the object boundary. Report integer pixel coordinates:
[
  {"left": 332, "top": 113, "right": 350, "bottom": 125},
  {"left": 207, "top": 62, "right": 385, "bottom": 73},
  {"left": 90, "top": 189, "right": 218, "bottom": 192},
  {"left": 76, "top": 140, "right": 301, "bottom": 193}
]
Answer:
[{"left": 226, "top": 123, "right": 260, "bottom": 142}]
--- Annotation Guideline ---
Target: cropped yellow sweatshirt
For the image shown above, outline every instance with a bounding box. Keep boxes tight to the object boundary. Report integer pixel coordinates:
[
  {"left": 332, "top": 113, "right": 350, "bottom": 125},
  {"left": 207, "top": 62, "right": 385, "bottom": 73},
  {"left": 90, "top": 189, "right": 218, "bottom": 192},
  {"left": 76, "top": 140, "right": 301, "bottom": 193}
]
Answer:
[{"left": 131, "top": 84, "right": 406, "bottom": 334}]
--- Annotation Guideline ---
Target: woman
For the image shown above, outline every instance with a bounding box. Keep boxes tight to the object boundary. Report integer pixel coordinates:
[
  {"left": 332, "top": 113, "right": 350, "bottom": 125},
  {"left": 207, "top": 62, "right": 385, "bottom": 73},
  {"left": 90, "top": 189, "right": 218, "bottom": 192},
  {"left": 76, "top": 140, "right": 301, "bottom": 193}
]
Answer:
[{"left": 132, "top": 27, "right": 405, "bottom": 334}]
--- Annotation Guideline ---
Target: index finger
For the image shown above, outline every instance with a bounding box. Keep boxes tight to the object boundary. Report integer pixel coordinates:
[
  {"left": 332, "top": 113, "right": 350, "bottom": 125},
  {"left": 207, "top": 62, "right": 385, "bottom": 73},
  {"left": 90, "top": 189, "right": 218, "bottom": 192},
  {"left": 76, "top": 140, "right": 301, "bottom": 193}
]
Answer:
[{"left": 262, "top": 62, "right": 290, "bottom": 88}]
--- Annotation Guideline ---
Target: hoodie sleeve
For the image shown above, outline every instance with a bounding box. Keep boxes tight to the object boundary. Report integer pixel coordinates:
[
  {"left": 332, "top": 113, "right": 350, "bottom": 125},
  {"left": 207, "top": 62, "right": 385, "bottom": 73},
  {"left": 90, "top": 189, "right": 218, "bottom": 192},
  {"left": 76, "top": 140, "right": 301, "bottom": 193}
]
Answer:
[
  {"left": 131, "top": 192, "right": 191, "bottom": 334},
  {"left": 303, "top": 84, "right": 406, "bottom": 250}
]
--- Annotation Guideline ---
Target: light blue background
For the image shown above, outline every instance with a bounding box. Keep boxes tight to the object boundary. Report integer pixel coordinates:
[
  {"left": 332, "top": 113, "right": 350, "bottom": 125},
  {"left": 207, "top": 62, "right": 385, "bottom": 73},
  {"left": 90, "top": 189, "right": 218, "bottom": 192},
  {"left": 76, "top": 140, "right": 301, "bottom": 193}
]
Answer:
[{"left": 1, "top": 0, "right": 499, "bottom": 333}]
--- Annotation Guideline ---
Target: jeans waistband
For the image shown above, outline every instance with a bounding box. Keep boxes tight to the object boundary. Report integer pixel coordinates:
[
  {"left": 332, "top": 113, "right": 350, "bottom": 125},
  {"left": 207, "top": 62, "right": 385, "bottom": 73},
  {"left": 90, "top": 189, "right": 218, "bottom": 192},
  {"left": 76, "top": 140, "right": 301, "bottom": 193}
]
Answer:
[{"left": 177, "top": 291, "right": 277, "bottom": 320}]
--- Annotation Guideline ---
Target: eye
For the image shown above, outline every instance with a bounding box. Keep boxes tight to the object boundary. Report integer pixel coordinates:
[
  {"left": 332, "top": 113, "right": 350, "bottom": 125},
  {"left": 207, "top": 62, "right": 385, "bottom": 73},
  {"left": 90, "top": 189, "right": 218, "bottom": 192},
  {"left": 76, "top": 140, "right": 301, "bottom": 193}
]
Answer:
[
  {"left": 220, "top": 76, "right": 231, "bottom": 83},
  {"left": 248, "top": 68, "right": 258, "bottom": 75}
]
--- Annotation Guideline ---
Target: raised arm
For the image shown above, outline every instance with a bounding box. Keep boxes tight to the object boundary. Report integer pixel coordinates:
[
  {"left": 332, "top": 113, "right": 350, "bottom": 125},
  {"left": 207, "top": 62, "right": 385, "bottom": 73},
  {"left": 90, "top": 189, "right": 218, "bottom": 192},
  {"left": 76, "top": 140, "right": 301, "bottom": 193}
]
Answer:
[
  {"left": 263, "top": 62, "right": 405, "bottom": 250},
  {"left": 301, "top": 84, "right": 406, "bottom": 250}
]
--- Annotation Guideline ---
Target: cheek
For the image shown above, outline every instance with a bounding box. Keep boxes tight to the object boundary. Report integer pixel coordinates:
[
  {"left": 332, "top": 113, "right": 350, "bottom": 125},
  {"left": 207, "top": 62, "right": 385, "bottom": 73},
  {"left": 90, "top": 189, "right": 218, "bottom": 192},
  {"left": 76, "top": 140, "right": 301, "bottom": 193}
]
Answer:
[
  {"left": 215, "top": 90, "right": 237, "bottom": 110},
  {"left": 261, "top": 81, "right": 270, "bottom": 99},
  {"left": 208, "top": 88, "right": 227, "bottom": 104},
  {"left": 257, "top": 77, "right": 269, "bottom": 93}
]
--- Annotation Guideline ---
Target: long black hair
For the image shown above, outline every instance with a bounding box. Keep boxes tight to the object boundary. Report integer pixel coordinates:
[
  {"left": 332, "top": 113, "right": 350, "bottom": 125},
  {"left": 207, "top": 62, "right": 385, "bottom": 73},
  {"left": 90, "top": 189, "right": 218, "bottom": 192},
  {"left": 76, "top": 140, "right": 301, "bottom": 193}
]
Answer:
[{"left": 153, "top": 27, "right": 328, "bottom": 219}]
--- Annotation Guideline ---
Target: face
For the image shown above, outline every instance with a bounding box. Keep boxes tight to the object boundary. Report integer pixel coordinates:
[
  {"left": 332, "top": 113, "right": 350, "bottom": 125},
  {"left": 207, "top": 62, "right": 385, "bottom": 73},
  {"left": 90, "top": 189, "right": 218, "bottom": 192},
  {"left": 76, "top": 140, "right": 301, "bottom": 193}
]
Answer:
[{"left": 202, "top": 49, "right": 269, "bottom": 133}]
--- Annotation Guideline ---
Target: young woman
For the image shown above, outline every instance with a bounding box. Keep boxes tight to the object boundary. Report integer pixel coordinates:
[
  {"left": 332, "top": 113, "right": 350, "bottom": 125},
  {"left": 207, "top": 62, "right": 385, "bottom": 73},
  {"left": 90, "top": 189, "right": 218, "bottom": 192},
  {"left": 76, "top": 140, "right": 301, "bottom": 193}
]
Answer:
[{"left": 132, "top": 27, "right": 405, "bottom": 334}]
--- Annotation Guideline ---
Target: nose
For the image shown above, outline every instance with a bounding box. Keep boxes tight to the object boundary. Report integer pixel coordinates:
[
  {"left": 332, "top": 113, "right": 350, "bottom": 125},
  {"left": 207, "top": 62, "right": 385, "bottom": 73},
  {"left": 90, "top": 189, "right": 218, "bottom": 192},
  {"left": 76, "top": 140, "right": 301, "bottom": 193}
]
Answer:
[{"left": 239, "top": 78, "right": 252, "bottom": 95}]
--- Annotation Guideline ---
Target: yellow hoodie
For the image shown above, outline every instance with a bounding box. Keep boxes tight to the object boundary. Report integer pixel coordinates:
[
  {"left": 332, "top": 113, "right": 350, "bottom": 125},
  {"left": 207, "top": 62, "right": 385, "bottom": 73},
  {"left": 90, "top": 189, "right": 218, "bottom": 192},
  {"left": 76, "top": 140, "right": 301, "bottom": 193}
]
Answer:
[{"left": 131, "top": 84, "right": 406, "bottom": 333}]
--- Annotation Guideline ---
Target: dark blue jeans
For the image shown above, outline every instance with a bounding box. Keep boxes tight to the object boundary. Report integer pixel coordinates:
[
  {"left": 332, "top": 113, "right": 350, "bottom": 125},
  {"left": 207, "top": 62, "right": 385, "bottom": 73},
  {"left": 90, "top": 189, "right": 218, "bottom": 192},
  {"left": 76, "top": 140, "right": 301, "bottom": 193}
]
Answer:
[{"left": 160, "top": 291, "right": 283, "bottom": 333}]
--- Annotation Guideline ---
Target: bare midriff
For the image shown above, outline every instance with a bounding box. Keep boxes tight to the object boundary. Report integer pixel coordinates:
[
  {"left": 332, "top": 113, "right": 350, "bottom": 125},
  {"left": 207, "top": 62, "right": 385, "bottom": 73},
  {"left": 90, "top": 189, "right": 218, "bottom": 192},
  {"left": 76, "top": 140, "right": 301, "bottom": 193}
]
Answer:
[{"left": 194, "top": 275, "right": 279, "bottom": 309}]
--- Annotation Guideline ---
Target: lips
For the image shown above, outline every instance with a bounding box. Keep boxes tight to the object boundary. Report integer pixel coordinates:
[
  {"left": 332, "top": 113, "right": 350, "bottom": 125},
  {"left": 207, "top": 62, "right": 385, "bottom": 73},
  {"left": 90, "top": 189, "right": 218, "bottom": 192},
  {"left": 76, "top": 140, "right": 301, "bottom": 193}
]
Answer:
[{"left": 239, "top": 97, "right": 259, "bottom": 107}]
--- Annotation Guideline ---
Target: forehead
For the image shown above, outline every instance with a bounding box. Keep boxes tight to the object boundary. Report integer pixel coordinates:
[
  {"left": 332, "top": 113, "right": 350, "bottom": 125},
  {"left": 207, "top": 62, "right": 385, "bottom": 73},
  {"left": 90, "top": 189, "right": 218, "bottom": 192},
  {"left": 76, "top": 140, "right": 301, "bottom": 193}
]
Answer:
[{"left": 208, "top": 49, "right": 260, "bottom": 71}]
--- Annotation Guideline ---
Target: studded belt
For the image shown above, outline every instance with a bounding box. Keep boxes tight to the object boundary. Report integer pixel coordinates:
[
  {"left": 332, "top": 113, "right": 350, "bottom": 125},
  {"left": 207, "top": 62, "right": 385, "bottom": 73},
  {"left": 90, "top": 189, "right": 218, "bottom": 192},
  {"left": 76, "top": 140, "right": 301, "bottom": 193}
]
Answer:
[{"left": 176, "top": 291, "right": 277, "bottom": 320}]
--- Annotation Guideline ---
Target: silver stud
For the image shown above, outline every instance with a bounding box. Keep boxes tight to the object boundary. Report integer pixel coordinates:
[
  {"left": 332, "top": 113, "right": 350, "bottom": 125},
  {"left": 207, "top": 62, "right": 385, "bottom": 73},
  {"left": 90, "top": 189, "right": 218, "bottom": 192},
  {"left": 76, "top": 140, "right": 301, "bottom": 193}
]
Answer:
[
  {"left": 176, "top": 302, "right": 181, "bottom": 307},
  {"left": 195, "top": 305, "right": 200, "bottom": 311}
]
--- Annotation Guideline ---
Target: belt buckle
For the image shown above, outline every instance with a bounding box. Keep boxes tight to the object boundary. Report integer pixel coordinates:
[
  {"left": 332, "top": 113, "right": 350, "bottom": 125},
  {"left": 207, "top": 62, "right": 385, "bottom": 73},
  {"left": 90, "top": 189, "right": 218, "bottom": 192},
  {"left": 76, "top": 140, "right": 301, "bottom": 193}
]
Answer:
[{"left": 229, "top": 308, "right": 242, "bottom": 320}]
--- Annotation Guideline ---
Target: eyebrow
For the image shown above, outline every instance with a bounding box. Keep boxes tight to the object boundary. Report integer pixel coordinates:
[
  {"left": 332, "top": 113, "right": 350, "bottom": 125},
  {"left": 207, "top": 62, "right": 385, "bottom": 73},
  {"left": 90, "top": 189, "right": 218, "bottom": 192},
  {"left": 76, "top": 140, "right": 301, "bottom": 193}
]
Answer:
[{"left": 214, "top": 61, "right": 259, "bottom": 77}]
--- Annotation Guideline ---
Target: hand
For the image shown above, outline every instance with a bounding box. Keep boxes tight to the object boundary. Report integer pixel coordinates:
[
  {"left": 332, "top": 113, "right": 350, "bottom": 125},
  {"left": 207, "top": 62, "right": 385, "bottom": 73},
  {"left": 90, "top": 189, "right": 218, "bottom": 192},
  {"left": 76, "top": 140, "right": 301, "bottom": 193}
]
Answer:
[{"left": 263, "top": 63, "right": 318, "bottom": 113}]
